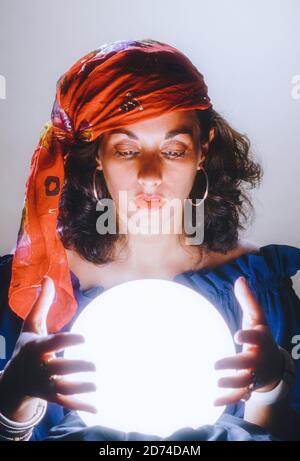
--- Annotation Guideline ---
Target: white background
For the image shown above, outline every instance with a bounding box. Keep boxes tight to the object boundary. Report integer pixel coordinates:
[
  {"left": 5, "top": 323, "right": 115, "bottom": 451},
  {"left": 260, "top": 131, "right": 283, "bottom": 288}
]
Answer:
[{"left": 0, "top": 0, "right": 299, "bottom": 293}]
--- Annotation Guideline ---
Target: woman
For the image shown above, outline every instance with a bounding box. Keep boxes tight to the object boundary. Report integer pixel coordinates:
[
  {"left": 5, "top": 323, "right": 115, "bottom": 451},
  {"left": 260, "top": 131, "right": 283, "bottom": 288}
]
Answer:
[{"left": 0, "top": 39, "right": 299, "bottom": 441}]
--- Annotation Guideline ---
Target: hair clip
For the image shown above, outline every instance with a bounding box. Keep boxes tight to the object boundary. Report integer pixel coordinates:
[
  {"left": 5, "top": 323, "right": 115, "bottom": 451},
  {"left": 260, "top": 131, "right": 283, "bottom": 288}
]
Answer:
[{"left": 119, "top": 92, "right": 144, "bottom": 112}]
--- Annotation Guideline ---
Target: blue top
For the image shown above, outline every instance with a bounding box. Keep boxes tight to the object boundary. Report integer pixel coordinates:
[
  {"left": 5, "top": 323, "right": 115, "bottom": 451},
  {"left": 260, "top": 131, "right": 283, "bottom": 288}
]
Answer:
[{"left": 1, "top": 244, "right": 300, "bottom": 440}]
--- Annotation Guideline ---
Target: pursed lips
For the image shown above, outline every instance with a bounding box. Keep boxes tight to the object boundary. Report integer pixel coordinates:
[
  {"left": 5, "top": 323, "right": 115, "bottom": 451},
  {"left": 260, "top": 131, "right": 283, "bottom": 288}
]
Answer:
[{"left": 134, "top": 193, "right": 165, "bottom": 210}]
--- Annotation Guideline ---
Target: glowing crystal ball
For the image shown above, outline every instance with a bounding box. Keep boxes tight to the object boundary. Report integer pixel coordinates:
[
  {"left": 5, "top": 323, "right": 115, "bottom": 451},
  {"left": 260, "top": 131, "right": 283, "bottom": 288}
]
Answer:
[{"left": 65, "top": 279, "right": 235, "bottom": 438}]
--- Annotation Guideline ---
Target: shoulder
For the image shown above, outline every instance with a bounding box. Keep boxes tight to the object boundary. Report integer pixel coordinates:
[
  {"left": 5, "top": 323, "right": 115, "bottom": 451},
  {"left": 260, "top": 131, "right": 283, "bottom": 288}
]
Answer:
[
  {"left": 235, "top": 238, "right": 261, "bottom": 254},
  {"left": 187, "top": 241, "right": 300, "bottom": 292},
  {"left": 199, "top": 239, "right": 261, "bottom": 272},
  {"left": 232, "top": 241, "right": 300, "bottom": 285},
  {"left": 198, "top": 241, "right": 300, "bottom": 288}
]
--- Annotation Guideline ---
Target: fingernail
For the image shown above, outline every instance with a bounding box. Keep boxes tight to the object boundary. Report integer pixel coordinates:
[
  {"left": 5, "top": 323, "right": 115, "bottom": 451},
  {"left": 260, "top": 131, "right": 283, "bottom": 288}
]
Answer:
[
  {"left": 234, "top": 277, "right": 247, "bottom": 296},
  {"left": 74, "top": 334, "right": 85, "bottom": 344},
  {"left": 236, "top": 276, "right": 246, "bottom": 287},
  {"left": 234, "top": 331, "right": 242, "bottom": 344}
]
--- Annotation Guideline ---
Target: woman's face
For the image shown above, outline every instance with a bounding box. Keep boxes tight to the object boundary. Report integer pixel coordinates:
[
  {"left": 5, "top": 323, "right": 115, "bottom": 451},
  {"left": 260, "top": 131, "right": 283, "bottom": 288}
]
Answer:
[{"left": 97, "top": 109, "right": 203, "bottom": 233}]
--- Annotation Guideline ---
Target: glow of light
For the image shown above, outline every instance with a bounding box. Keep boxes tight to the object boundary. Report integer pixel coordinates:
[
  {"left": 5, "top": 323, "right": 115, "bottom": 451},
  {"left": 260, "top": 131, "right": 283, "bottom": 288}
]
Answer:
[{"left": 65, "top": 279, "right": 235, "bottom": 438}]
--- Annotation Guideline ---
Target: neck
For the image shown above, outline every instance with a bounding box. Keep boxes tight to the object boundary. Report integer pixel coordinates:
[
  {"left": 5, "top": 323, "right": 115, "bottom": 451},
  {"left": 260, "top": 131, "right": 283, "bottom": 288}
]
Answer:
[{"left": 113, "top": 232, "right": 203, "bottom": 273}]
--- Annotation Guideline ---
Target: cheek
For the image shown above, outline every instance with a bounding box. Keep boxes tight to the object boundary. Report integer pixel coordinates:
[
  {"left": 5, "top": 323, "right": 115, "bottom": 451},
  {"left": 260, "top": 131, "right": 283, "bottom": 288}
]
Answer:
[
  {"left": 103, "top": 164, "right": 135, "bottom": 199},
  {"left": 167, "top": 164, "right": 198, "bottom": 197}
]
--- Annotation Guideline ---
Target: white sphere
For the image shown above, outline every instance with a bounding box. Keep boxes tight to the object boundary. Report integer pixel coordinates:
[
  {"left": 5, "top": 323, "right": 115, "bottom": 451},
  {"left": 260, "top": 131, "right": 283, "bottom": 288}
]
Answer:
[{"left": 65, "top": 279, "right": 235, "bottom": 438}]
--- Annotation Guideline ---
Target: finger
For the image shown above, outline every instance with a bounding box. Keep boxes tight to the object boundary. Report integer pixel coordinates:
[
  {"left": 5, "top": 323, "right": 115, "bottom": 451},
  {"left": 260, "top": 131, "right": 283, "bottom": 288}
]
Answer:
[
  {"left": 214, "top": 388, "right": 249, "bottom": 407},
  {"left": 51, "top": 379, "right": 97, "bottom": 395},
  {"left": 215, "top": 352, "right": 255, "bottom": 370},
  {"left": 234, "top": 277, "right": 267, "bottom": 329},
  {"left": 218, "top": 371, "right": 255, "bottom": 389},
  {"left": 23, "top": 276, "right": 55, "bottom": 336},
  {"left": 51, "top": 394, "right": 97, "bottom": 414},
  {"left": 36, "top": 333, "right": 85, "bottom": 354},
  {"left": 234, "top": 329, "right": 266, "bottom": 347},
  {"left": 46, "top": 359, "right": 96, "bottom": 376}
]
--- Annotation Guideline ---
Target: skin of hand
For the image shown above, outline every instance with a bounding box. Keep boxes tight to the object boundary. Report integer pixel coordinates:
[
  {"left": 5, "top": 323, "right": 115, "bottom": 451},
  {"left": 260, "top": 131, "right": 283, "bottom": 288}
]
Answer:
[
  {"left": 0, "top": 276, "right": 97, "bottom": 421},
  {"left": 214, "top": 276, "right": 284, "bottom": 406}
]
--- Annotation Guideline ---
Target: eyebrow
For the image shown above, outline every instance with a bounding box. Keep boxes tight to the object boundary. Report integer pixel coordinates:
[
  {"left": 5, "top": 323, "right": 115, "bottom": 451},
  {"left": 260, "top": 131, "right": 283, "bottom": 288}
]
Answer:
[{"left": 108, "top": 126, "right": 194, "bottom": 140}]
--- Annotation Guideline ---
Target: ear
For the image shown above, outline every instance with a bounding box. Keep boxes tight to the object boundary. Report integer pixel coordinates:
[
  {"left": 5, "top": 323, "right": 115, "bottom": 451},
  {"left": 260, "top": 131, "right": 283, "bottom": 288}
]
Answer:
[
  {"left": 199, "top": 127, "right": 215, "bottom": 157},
  {"left": 196, "top": 155, "right": 205, "bottom": 170},
  {"left": 95, "top": 151, "right": 103, "bottom": 171}
]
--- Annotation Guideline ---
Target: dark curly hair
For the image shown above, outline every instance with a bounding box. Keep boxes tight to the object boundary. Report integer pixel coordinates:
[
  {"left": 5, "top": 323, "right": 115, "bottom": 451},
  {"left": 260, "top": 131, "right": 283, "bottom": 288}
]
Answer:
[{"left": 57, "top": 107, "right": 262, "bottom": 264}]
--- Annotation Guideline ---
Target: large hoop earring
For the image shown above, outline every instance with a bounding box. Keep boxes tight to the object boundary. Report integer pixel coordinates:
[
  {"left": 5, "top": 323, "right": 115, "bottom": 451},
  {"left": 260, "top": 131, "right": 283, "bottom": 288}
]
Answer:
[
  {"left": 190, "top": 166, "right": 209, "bottom": 207},
  {"left": 93, "top": 168, "right": 104, "bottom": 205}
]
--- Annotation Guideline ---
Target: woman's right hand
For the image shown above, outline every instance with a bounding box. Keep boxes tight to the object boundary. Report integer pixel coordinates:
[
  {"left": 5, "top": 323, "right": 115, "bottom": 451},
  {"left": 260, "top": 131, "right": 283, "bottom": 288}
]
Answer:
[{"left": 0, "top": 276, "right": 97, "bottom": 422}]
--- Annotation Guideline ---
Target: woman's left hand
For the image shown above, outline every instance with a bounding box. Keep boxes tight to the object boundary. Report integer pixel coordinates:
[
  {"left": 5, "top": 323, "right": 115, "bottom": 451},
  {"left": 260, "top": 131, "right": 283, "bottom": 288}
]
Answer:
[{"left": 214, "top": 276, "right": 284, "bottom": 406}]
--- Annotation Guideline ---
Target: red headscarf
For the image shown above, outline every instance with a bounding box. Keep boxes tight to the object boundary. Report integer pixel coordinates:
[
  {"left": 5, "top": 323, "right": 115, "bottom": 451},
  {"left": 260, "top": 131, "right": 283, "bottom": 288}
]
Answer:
[{"left": 8, "top": 39, "right": 212, "bottom": 332}]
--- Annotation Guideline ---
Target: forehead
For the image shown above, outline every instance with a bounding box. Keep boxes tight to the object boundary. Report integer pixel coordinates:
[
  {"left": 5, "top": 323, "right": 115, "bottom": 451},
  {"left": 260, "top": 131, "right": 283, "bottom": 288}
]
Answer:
[{"left": 104, "top": 110, "right": 200, "bottom": 140}]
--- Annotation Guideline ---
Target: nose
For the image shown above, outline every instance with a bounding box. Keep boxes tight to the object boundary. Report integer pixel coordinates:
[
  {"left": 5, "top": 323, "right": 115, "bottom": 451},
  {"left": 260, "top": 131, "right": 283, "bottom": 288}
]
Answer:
[{"left": 137, "top": 156, "right": 162, "bottom": 193}]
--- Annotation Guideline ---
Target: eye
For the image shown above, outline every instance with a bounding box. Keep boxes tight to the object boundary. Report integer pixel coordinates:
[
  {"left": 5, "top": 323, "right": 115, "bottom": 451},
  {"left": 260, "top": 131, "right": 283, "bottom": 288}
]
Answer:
[
  {"left": 162, "top": 151, "right": 186, "bottom": 159},
  {"left": 114, "top": 149, "right": 187, "bottom": 159},
  {"left": 114, "top": 150, "right": 139, "bottom": 158}
]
